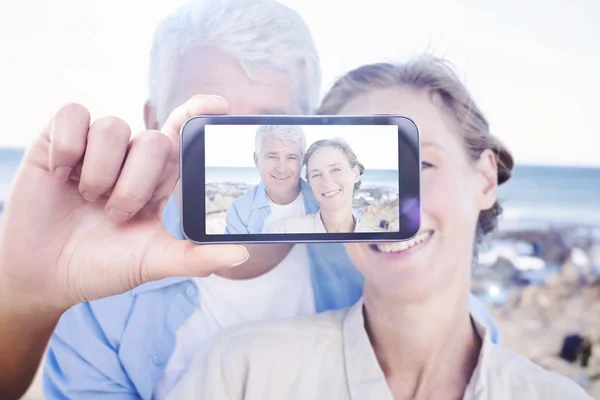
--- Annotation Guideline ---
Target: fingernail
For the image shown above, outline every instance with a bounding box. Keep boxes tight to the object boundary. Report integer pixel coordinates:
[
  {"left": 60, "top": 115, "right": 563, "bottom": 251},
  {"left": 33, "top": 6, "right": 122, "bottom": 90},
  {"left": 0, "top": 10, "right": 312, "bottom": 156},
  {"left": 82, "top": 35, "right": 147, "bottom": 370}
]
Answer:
[
  {"left": 207, "top": 95, "right": 228, "bottom": 106},
  {"left": 227, "top": 247, "right": 249, "bottom": 268},
  {"left": 55, "top": 167, "right": 72, "bottom": 182},
  {"left": 106, "top": 206, "right": 131, "bottom": 223},
  {"left": 82, "top": 192, "right": 98, "bottom": 202}
]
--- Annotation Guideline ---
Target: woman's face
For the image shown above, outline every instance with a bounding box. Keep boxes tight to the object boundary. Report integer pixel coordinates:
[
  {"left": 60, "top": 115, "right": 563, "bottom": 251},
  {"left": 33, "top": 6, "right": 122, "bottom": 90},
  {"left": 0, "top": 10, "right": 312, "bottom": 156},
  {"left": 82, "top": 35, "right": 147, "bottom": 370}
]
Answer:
[
  {"left": 340, "top": 87, "right": 498, "bottom": 301},
  {"left": 306, "top": 146, "right": 360, "bottom": 213}
]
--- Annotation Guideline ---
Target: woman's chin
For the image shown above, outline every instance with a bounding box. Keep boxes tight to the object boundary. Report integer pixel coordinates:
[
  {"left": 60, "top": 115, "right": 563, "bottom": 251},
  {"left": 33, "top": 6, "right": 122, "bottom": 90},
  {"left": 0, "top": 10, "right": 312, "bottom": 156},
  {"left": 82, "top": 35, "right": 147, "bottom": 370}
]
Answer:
[{"left": 319, "top": 199, "right": 351, "bottom": 213}]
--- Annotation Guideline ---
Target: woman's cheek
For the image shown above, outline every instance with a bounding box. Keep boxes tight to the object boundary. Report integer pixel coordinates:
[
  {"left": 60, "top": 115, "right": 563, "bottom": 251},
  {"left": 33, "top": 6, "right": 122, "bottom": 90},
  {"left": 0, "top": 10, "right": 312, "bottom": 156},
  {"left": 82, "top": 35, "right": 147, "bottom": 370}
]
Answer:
[{"left": 420, "top": 175, "right": 453, "bottom": 220}]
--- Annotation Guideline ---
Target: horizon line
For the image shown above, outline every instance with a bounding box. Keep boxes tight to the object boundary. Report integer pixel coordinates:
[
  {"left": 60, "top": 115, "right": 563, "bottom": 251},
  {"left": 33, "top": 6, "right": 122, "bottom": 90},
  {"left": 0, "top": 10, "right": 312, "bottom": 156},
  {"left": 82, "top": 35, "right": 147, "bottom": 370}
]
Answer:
[{"left": 1, "top": 146, "right": 599, "bottom": 169}]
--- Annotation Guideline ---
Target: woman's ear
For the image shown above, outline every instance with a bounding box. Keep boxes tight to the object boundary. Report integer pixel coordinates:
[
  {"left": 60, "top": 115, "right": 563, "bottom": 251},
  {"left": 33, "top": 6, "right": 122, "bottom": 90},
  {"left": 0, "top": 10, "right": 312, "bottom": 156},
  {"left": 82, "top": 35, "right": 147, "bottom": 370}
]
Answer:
[{"left": 475, "top": 149, "right": 498, "bottom": 211}]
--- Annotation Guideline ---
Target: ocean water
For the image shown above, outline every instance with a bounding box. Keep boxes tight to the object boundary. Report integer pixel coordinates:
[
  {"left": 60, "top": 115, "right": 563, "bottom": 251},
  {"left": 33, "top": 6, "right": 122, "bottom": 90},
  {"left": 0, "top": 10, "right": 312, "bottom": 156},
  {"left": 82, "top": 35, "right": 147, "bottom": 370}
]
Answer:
[
  {"left": 2, "top": 147, "right": 599, "bottom": 229},
  {"left": 205, "top": 166, "right": 400, "bottom": 190}
]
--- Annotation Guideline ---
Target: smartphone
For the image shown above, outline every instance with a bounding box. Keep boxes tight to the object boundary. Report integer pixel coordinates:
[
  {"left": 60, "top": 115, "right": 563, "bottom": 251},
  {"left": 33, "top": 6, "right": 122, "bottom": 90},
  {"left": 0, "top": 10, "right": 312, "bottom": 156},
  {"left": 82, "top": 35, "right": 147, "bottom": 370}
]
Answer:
[{"left": 179, "top": 115, "right": 421, "bottom": 244}]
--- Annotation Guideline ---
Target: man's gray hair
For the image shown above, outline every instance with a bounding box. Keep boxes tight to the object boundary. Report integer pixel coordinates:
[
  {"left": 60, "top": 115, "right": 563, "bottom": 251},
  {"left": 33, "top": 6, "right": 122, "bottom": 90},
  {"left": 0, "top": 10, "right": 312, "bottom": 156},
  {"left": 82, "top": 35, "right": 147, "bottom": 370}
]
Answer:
[
  {"left": 148, "top": 0, "right": 322, "bottom": 125},
  {"left": 255, "top": 125, "right": 307, "bottom": 162}
]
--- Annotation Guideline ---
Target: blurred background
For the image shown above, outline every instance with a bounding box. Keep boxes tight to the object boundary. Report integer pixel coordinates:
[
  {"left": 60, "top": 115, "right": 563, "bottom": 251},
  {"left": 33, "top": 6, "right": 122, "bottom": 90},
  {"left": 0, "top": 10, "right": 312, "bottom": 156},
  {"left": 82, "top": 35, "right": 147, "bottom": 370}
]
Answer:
[{"left": 1, "top": 0, "right": 599, "bottom": 398}]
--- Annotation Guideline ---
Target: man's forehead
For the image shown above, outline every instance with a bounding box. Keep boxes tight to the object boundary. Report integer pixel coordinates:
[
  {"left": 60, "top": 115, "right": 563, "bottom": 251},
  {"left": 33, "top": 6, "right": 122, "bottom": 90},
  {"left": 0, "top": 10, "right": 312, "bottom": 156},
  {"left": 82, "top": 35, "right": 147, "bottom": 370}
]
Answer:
[
  {"left": 168, "top": 46, "right": 299, "bottom": 115},
  {"left": 262, "top": 135, "right": 302, "bottom": 152}
]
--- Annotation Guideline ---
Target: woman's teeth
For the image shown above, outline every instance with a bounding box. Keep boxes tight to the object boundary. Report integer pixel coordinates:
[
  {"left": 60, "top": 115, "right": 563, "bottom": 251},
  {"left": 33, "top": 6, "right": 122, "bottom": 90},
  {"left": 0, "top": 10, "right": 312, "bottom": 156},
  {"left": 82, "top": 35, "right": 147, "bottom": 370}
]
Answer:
[
  {"left": 322, "top": 189, "right": 341, "bottom": 197},
  {"left": 375, "top": 231, "right": 433, "bottom": 253}
]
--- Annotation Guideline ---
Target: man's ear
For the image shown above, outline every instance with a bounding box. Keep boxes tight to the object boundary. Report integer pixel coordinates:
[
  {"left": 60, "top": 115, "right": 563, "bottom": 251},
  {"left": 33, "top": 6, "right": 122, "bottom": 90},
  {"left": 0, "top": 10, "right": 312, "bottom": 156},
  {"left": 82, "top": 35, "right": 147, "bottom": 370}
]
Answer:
[
  {"left": 476, "top": 148, "right": 498, "bottom": 211},
  {"left": 253, "top": 152, "right": 259, "bottom": 169},
  {"left": 143, "top": 100, "right": 159, "bottom": 130}
]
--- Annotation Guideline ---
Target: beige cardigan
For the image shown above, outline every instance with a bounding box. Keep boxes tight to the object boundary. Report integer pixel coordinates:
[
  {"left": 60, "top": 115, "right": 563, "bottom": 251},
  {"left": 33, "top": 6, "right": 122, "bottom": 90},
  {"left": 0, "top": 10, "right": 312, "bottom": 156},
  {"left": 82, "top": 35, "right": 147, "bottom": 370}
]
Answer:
[{"left": 167, "top": 298, "right": 593, "bottom": 400}]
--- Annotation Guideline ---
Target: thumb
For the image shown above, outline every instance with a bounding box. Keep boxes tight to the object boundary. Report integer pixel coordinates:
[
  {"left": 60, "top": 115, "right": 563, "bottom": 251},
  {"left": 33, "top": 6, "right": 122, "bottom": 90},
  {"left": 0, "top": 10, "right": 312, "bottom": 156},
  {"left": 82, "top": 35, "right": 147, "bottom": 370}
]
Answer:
[
  {"left": 141, "top": 237, "right": 249, "bottom": 283},
  {"left": 162, "top": 94, "right": 230, "bottom": 141}
]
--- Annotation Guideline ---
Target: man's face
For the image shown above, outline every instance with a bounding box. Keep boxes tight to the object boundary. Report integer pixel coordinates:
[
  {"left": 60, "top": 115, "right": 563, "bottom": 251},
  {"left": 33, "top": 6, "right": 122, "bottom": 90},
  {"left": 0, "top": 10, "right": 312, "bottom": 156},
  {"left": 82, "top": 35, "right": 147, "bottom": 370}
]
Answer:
[{"left": 255, "top": 136, "right": 302, "bottom": 201}]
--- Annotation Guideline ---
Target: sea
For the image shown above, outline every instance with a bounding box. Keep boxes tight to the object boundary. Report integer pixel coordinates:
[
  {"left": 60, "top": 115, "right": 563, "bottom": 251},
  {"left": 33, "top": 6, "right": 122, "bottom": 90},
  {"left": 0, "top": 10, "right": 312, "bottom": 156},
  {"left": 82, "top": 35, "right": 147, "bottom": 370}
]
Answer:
[{"left": 2, "top": 147, "right": 600, "bottom": 230}]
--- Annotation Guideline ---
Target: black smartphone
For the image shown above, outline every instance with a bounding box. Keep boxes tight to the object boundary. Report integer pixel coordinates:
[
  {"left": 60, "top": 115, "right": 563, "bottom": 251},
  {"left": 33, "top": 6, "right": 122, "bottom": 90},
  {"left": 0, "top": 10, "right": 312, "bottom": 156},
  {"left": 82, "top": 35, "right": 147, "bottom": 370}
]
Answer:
[{"left": 179, "top": 115, "right": 421, "bottom": 244}]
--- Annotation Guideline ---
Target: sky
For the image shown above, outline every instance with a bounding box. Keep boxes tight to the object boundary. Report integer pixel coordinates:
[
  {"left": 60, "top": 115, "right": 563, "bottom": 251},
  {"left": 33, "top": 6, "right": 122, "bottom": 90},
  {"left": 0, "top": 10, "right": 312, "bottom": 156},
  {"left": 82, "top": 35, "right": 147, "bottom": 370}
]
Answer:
[
  {"left": 204, "top": 124, "right": 399, "bottom": 169},
  {"left": 0, "top": 0, "right": 598, "bottom": 167}
]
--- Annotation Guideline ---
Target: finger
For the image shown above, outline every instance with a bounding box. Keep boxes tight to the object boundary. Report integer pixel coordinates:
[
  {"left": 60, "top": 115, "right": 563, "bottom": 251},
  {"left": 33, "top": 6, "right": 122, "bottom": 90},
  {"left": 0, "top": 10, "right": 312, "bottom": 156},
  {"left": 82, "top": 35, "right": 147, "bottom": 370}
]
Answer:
[
  {"left": 152, "top": 94, "right": 230, "bottom": 211},
  {"left": 104, "top": 130, "right": 171, "bottom": 222},
  {"left": 78, "top": 117, "right": 131, "bottom": 202},
  {"left": 161, "top": 94, "right": 229, "bottom": 140},
  {"left": 140, "top": 239, "right": 250, "bottom": 283},
  {"left": 48, "top": 103, "right": 91, "bottom": 182}
]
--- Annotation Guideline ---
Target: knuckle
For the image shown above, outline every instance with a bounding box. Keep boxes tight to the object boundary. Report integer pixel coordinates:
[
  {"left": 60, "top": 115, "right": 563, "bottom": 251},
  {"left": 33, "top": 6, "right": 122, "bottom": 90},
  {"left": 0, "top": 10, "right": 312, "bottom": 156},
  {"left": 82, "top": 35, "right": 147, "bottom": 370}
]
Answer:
[
  {"left": 189, "top": 94, "right": 211, "bottom": 105},
  {"left": 57, "top": 102, "right": 90, "bottom": 118},
  {"left": 51, "top": 104, "right": 90, "bottom": 157},
  {"left": 112, "top": 188, "right": 153, "bottom": 209},
  {"left": 91, "top": 116, "right": 132, "bottom": 139},
  {"left": 54, "top": 140, "right": 84, "bottom": 159},
  {"left": 79, "top": 175, "right": 114, "bottom": 194},
  {"left": 135, "top": 131, "right": 171, "bottom": 158}
]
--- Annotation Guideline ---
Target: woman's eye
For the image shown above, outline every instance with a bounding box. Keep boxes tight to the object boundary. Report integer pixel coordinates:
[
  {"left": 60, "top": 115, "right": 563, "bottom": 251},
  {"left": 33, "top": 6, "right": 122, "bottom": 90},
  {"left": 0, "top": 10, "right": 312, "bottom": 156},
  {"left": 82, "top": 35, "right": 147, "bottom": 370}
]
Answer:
[{"left": 421, "top": 161, "right": 433, "bottom": 169}]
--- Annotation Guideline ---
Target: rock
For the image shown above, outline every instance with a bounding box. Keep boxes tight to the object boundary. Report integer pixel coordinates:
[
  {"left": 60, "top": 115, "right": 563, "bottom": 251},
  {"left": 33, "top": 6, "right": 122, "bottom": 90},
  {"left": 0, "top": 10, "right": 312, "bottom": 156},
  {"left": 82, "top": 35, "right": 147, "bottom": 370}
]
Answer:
[
  {"left": 494, "top": 229, "right": 571, "bottom": 265},
  {"left": 210, "top": 193, "right": 233, "bottom": 212}
]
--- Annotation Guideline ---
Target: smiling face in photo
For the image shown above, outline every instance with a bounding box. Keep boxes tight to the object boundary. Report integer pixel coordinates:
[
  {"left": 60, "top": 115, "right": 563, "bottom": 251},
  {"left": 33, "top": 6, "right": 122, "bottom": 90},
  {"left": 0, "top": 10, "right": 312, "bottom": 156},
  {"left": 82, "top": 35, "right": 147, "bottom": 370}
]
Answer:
[
  {"left": 255, "top": 135, "right": 303, "bottom": 201},
  {"left": 306, "top": 146, "right": 360, "bottom": 212}
]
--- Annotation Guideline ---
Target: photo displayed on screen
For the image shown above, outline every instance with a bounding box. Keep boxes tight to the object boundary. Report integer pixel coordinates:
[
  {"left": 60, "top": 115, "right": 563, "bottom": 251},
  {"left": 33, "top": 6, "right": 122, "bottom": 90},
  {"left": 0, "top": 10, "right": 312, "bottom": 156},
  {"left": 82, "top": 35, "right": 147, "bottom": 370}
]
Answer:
[{"left": 204, "top": 124, "right": 400, "bottom": 235}]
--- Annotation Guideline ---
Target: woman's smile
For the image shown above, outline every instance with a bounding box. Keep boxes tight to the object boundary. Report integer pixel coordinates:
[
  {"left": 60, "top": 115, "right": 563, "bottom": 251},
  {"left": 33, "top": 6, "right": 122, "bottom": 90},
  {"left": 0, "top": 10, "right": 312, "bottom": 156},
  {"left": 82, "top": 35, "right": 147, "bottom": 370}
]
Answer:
[
  {"left": 368, "top": 230, "right": 435, "bottom": 259},
  {"left": 321, "top": 188, "right": 342, "bottom": 198}
]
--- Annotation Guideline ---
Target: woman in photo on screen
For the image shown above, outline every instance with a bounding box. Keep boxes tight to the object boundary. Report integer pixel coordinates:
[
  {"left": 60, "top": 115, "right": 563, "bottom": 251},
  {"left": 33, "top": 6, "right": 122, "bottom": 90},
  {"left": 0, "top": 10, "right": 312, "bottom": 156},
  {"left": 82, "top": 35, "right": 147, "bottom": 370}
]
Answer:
[
  {"left": 263, "top": 138, "right": 372, "bottom": 233},
  {"left": 166, "top": 55, "right": 593, "bottom": 400}
]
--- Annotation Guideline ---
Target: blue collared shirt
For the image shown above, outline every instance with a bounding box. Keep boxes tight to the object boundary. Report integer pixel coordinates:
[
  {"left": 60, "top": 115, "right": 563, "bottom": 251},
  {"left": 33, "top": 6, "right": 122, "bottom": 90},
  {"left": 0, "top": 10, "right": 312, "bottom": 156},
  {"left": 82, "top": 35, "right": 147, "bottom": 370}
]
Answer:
[
  {"left": 42, "top": 190, "right": 501, "bottom": 399},
  {"left": 224, "top": 179, "right": 319, "bottom": 234}
]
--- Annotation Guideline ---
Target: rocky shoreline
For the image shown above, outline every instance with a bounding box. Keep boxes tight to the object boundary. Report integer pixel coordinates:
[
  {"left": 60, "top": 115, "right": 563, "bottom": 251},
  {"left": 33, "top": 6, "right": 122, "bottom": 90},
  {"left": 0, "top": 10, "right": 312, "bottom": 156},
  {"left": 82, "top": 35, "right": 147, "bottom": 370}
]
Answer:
[{"left": 473, "top": 226, "right": 600, "bottom": 397}]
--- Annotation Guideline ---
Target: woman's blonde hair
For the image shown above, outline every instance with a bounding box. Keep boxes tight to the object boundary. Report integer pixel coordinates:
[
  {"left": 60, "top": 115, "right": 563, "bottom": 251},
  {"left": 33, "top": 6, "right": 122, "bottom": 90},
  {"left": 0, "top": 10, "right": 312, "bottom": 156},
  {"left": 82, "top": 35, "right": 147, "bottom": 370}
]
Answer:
[
  {"left": 317, "top": 55, "right": 514, "bottom": 242},
  {"left": 304, "top": 138, "right": 365, "bottom": 192}
]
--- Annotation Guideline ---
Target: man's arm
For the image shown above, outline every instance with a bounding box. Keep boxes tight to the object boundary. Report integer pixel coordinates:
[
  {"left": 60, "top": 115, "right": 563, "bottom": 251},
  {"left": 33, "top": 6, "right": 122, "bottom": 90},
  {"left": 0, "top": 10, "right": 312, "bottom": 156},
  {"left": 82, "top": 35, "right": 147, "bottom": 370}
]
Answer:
[{"left": 41, "top": 299, "right": 138, "bottom": 400}]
